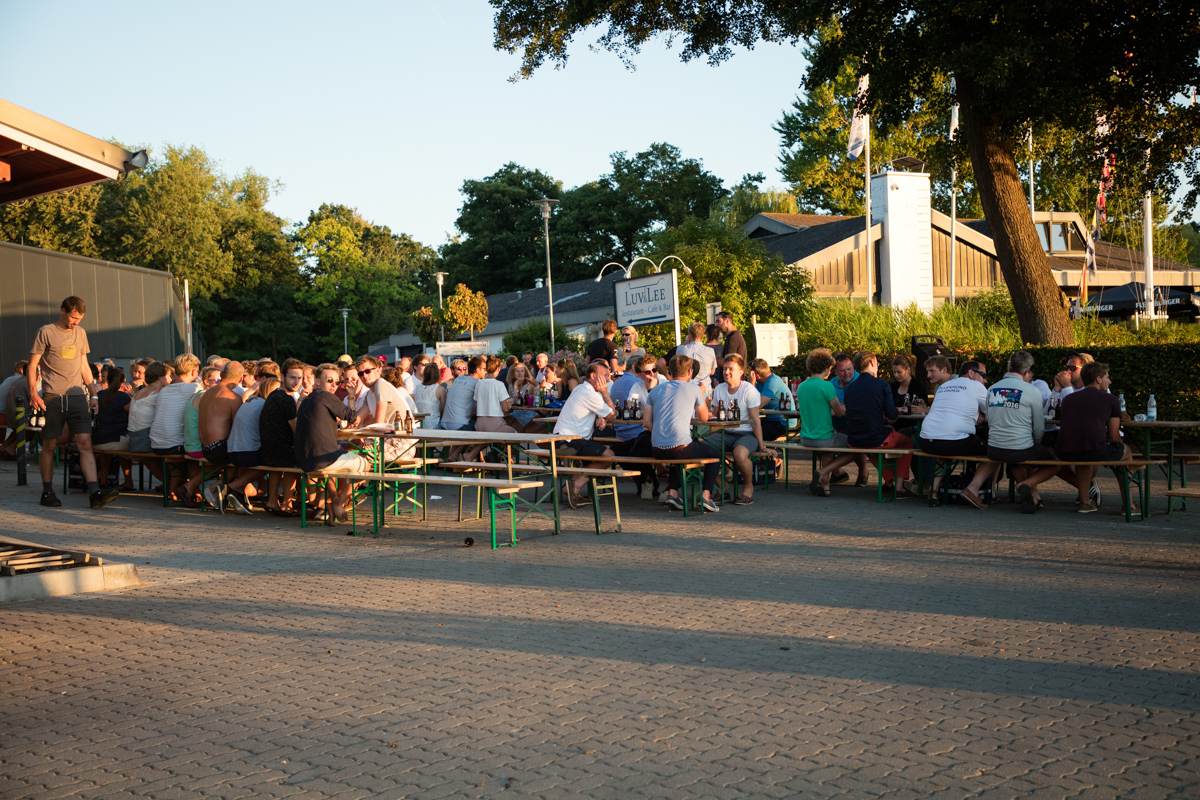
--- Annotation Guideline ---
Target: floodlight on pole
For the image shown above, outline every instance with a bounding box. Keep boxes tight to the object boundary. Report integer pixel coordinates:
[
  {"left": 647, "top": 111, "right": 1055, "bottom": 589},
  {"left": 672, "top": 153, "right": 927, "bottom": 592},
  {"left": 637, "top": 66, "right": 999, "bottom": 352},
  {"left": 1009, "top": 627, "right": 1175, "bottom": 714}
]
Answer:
[
  {"left": 594, "top": 255, "right": 693, "bottom": 282},
  {"left": 433, "top": 271, "right": 449, "bottom": 342},
  {"left": 531, "top": 199, "right": 559, "bottom": 353},
  {"left": 339, "top": 308, "right": 352, "bottom": 356}
]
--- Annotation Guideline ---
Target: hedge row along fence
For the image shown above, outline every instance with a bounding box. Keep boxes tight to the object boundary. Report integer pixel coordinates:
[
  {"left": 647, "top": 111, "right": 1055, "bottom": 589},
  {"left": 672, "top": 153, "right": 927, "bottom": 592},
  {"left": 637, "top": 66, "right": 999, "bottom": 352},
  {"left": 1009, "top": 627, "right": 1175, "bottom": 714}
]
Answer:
[{"left": 779, "top": 343, "right": 1200, "bottom": 442}]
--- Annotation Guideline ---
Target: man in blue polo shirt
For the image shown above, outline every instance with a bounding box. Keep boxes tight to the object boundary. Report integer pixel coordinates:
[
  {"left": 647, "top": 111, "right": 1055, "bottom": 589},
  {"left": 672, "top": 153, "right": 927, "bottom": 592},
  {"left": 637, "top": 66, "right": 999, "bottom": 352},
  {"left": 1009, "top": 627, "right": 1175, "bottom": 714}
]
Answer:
[{"left": 751, "top": 358, "right": 789, "bottom": 443}]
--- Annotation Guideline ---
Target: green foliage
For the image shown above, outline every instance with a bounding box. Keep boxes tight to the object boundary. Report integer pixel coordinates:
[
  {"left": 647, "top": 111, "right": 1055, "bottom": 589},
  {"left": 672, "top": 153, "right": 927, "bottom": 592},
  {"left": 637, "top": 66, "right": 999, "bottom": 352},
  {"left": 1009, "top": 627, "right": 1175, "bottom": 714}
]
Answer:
[
  {"left": 441, "top": 283, "right": 489, "bottom": 339},
  {"left": 192, "top": 285, "right": 315, "bottom": 363},
  {"left": 0, "top": 183, "right": 102, "bottom": 256},
  {"left": 710, "top": 173, "right": 801, "bottom": 229},
  {"left": 439, "top": 163, "right": 562, "bottom": 296},
  {"left": 501, "top": 318, "right": 581, "bottom": 358},
  {"left": 409, "top": 307, "right": 442, "bottom": 349}
]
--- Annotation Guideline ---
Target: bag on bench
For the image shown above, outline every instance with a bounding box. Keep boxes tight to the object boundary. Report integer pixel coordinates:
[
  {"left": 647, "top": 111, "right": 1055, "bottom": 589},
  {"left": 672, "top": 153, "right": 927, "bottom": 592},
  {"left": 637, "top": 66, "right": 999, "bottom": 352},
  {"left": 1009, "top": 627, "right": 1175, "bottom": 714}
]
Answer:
[{"left": 752, "top": 459, "right": 781, "bottom": 486}]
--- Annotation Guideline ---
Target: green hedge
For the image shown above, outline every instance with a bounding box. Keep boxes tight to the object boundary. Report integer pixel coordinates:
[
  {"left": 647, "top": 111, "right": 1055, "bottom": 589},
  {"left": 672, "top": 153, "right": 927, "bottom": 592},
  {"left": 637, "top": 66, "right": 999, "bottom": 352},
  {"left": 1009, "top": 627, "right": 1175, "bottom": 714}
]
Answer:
[{"left": 781, "top": 343, "right": 1200, "bottom": 436}]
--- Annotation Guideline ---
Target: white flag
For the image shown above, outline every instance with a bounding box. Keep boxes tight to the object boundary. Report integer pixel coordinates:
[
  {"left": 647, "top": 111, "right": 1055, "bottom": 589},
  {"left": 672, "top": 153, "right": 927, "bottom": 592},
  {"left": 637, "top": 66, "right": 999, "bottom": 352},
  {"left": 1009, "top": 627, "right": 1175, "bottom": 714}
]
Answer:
[
  {"left": 949, "top": 77, "right": 959, "bottom": 141},
  {"left": 847, "top": 75, "right": 869, "bottom": 161}
]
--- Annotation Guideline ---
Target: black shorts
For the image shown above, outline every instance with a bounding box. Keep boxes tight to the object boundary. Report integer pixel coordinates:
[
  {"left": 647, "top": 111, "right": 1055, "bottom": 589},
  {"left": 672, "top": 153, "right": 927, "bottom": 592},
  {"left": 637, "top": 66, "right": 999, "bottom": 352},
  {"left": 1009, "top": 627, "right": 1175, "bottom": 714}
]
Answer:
[
  {"left": 760, "top": 419, "right": 787, "bottom": 442},
  {"left": 558, "top": 438, "right": 609, "bottom": 458},
  {"left": 1041, "top": 429, "right": 1059, "bottom": 448},
  {"left": 229, "top": 450, "right": 262, "bottom": 468},
  {"left": 987, "top": 443, "right": 1056, "bottom": 464},
  {"left": 42, "top": 393, "right": 91, "bottom": 440},
  {"left": 202, "top": 439, "right": 230, "bottom": 465},
  {"left": 919, "top": 434, "right": 988, "bottom": 458},
  {"left": 1057, "top": 440, "right": 1126, "bottom": 462},
  {"left": 153, "top": 445, "right": 186, "bottom": 456}
]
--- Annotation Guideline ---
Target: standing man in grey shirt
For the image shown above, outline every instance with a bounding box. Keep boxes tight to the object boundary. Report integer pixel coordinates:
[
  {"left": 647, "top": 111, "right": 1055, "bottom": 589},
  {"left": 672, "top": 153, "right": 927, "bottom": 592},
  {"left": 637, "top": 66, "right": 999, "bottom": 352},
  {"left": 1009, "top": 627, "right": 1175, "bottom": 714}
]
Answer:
[{"left": 27, "top": 296, "right": 119, "bottom": 510}]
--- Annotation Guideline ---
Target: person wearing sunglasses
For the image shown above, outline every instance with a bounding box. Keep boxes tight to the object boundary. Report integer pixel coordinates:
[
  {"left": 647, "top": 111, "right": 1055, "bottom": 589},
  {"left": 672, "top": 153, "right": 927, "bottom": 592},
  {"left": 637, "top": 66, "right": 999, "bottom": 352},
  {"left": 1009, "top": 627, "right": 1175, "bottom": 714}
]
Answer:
[
  {"left": 294, "top": 363, "right": 368, "bottom": 522},
  {"left": 609, "top": 354, "right": 659, "bottom": 499}
]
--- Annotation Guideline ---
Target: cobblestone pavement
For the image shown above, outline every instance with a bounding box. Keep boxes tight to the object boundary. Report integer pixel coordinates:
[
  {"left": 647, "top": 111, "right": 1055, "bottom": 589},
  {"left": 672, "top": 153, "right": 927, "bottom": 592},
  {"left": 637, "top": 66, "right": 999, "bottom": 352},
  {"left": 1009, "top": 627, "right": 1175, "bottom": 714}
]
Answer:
[{"left": 2, "top": 461, "right": 1198, "bottom": 799}]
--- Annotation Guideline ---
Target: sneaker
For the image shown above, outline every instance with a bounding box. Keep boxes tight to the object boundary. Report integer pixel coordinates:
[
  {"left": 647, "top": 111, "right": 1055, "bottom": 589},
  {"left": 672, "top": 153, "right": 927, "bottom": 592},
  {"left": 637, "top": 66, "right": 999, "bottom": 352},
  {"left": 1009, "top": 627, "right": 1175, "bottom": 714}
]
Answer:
[
  {"left": 829, "top": 471, "right": 851, "bottom": 485},
  {"left": 639, "top": 483, "right": 655, "bottom": 501},
  {"left": 1089, "top": 480, "right": 1102, "bottom": 508},
  {"left": 700, "top": 496, "right": 720, "bottom": 513},
  {"left": 89, "top": 491, "right": 106, "bottom": 509},
  {"left": 1077, "top": 500, "right": 1098, "bottom": 514},
  {"left": 1017, "top": 484, "right": 1037, "bottom": 514},
  {"left": 99, "top": 484, "right": 120, "bottom": 505},
  {"left": 664, "top": 494, "right": 685, "bottom": 511},
  {"left": 204, "top": 482, "right": 227, "bottom": 514},
  {"left": 40, "top": 490, "right": 62, "bottom": 508},
  {"left": 853, "top": 474, "right": 870, "bottom": 487},
  {"left": 563, "top": 481, "right": 584, "bottom": 510},
  {"left": 227, "top": 491, "right": 252, "bottom": 516}
]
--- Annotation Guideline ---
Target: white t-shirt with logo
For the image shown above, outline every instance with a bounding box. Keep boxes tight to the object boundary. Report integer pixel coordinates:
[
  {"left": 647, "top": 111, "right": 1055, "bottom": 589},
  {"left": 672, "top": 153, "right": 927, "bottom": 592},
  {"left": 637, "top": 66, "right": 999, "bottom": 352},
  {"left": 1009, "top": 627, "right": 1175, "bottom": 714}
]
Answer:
[
  {"left": 553, "top": 382, "right": 610, "bottom": 440},
  {"left": 710, "top": 381, "right": 760, "bottom": 435},
  {"left": 918, "top": 376, "right": 987, "bottom": 441},
  {"left": 474, "top": 378, "right": 510, "bottom": 418}
]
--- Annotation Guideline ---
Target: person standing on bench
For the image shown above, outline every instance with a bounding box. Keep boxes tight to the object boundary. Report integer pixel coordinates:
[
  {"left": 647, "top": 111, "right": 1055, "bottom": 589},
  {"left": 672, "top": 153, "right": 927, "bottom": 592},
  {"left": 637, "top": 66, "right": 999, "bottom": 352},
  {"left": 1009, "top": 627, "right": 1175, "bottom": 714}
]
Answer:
[
  {"left": 28, "top": 296, "right": 120, "bottom": 510},
  {"left": 296, "top": 364, "right": 370, "bottom": 523},
  {"left": 643, "top": 354, "right": 719, "bottom": 514},
  {"left": 986, "top": 350, "right": 1081, "bottom": 514},
  {"left": 1056, "top": 361, "right": 1131, "bottom": 513},
  {"left": 552, "top": 360, "right": 617, "bottom": 509},
  {"left": 610, "top": 353, "right": 660, "bottom": 500},
  {"left": 917, "top": 358, "right": 997, "bottom": 509}
]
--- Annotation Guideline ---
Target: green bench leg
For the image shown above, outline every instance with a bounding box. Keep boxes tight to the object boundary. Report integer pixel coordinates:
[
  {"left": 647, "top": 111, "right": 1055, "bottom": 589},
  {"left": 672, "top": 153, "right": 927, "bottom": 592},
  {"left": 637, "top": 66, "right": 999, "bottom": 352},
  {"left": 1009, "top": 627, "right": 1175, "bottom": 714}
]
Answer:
[{"left": 588, "top": 476, "right": 621, "bottom": 535}]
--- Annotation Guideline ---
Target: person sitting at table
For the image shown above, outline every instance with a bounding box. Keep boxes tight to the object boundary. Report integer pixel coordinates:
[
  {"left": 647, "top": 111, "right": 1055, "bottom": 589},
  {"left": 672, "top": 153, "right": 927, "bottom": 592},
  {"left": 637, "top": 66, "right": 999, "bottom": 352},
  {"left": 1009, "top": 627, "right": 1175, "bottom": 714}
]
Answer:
[
  {"left": 552, "top": 361, "right": 616, "bottom": 509},
  {"left": 259, "top": 375, "right": 301, "bottom": 515},
  {"left": 610, "top": 354, "right": 659, "bottom": 499},
  {"left": 357, "top": 354, "right": 416, "bottom": 464},
  {"left": 986, "top": 350, "right": 1080, "bottom": 514},
  {"left": 750, "top": 358, "right": 789, "bottom": 443},
  {"left": 557, "top": 359, "right": 581, "bottom": 399},
  {"left": 830, "top": 351, "right": 859, "bottom": 436},
  {"left": 533, "top": 352, "right": 550, "bottom": 383},
  {"left": 465, "top": 356, "right": 515, "bottom": 461},
  {"left": 890, "top": 355, "right": 928, "bottom": 413},
  {"left": 677, "top": 322, "right": 717, "bottom": 389},
  {"left": 220, "top": 374, "right": 279, "bottom": 515},
  {"left": 505, "top": 363, "right": 540, "bottom": 433},
  {"left": 917, "top": 359, "right": 997, "bottom": 508},
  {"left": 1056, "top": 361, "right": 1131, "bottom": 513},
  {"left": 497, "top": 355, "right": 517, "bottom": 385},
  {"left": 200, "top": 365, "right": 221, "bottom": 390},
  {"left": 643, "top": 354, "right": 719, "bottom": 514},
  {"left": 92, "top": 367, "right": 133, "bottom": 490},
  {"left": 197, "top": 361, "right": 246, "bottom": 513},
  {"left": 705, "top": 354, "right": 776, "bottom": 506},
  {"left": 539, "top": 362, "right": 558, "bottom": 394},
  {"left": 923, "top": 355, "right": 955, "bottom": 389},
  {"left": 442, "top": 355, "right": 483, "bottom": 432},
  {"left": 150, "top": 353, "right": 202, "bottom": 504},
  {"left": 413, "top": 362, "right": 445, "bottom": 431},
  {"left": 814, "top": 352, "right": 915, "bottom": 497},
  {"left": 797, "top": 348, "right": 863, "bottom": 487},
  {"left": 295, "top": 363, "right": 368, "bottom": 523},
  {"left": 1051, "top": 352, "right": 1094, "bottom": 402}
]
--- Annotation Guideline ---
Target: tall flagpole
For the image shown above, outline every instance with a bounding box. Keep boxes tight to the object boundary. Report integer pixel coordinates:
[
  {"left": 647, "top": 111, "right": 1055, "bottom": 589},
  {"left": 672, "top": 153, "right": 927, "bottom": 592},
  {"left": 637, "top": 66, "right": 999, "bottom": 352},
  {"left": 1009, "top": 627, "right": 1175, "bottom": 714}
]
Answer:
[{"left": 864, "top": 114, "right": 873, "bottom": 306}]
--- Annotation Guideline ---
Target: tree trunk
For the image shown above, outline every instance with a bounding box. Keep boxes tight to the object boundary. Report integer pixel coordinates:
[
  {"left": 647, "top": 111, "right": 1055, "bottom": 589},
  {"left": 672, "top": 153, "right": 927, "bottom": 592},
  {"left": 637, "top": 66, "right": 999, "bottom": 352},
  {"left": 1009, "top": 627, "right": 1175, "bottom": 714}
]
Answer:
[{"left": 960, "top": 92, "right": 1073, "bottom": 346}]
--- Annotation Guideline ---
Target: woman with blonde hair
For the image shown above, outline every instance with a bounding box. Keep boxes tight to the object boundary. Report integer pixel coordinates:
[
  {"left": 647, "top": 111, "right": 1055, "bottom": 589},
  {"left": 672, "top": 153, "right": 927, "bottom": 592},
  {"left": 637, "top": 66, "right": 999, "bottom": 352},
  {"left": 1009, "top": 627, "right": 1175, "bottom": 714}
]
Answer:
[{"left": 506, "top": 363, "right": 541, "bottom": 432}]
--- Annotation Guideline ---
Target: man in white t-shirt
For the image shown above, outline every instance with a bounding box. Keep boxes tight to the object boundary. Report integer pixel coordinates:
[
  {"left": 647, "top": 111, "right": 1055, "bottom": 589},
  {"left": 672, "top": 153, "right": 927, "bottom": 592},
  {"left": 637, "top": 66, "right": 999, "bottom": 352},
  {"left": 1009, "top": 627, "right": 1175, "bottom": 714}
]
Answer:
[
  {"left": 703, "top": 353, "right": 776, "bottom": 506},
  {"left": 917, "top": 359, "right": 997, "bottom": 509},
  {"left": 552, "top": 361, "right": 615, "bottom": 508},
  {"left": 676, "top": 321, "right": 716, "bottom": 388},
  {"left": 398, "top": 356, "right": 417, "bottom": 395}
]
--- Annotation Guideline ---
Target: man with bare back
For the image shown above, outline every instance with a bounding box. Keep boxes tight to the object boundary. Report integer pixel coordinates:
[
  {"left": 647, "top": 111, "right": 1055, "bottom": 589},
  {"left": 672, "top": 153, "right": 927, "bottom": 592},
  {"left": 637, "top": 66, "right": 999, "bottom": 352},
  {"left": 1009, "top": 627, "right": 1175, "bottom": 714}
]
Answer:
[{"left": 199, "top": 361, "right": 245, "bottom": 513}]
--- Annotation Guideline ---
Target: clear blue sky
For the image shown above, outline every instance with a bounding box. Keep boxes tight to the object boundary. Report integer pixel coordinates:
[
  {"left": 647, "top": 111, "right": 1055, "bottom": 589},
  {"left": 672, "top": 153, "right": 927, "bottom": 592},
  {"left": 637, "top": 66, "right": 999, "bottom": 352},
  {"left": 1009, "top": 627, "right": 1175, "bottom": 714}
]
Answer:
[{"left": 3, "top": 0, "right": 811, "bottom": 249}]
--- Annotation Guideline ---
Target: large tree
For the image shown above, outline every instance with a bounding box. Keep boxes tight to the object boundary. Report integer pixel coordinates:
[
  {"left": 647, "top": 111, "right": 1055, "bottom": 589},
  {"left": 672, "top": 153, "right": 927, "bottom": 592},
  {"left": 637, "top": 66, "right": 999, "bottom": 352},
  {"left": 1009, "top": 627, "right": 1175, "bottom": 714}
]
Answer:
[{"left": 489, "top": 0, "right": 1200, "bottom": 345}]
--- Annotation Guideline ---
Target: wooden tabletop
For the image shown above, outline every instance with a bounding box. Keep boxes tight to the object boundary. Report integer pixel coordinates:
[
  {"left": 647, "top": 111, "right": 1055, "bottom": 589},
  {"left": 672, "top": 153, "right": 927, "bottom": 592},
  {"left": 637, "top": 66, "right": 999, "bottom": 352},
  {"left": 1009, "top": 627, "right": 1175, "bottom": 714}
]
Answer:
[
  {"left": 1120, "top": 419, "right": 1200, "bottom": 428},
  {"left": 339, "top": 427, "right": 574, "bottom": 444}
]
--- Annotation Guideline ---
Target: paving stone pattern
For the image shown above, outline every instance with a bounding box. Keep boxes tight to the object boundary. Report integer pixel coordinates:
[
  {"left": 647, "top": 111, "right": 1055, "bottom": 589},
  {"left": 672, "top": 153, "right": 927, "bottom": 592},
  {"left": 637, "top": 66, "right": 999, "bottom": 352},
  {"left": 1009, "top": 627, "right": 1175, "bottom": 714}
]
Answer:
[{"left": 2, "top": 461, "right": 1199, "bottom": 799}]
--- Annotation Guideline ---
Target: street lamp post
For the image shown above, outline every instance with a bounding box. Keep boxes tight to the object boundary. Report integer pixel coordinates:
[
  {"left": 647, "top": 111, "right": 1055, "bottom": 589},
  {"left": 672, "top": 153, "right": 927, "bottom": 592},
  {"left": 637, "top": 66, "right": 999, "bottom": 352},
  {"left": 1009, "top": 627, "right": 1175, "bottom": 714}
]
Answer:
[
  {"left": 433, "top": 271, "right": 449, "bottom": 343},
  {"left": 531, "top": 199, "right": 559, "bottom": 354},
  {"left": 339, "top": 307, "right": 351, "bottom": 356}
]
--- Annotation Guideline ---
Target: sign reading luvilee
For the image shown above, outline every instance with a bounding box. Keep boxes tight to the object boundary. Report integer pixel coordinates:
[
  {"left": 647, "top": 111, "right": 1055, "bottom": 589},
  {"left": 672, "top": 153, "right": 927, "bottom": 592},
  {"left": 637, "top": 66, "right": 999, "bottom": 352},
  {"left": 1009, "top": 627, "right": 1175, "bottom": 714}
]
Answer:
[{"left": 613, "top": 271, "right": 679, "bottom": 328}]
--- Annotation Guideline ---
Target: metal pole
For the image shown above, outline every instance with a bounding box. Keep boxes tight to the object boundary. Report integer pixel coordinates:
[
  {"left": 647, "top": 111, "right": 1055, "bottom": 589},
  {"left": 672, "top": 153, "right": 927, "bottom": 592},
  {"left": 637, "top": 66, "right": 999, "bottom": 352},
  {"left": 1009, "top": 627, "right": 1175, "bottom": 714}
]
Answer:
[
  {"left": 341, "top": 309, "right": 349, "bottom": 354},
  {"left": 950, "top": 168, "right": 957, "bottom": 304},
  {"left": 435, "top": 272, "right": 446, "bottom": 343},
  {"left": 1144, "top": 189, "right": 1156, "bottom": 320},
  {"left": 543, "top": 210, "right": 555, "bottom": 354},
  {"left": 184, "top": 279, "right": 193, "bottom": 355},
  {"left": 864, "top": 116, "right": 873, "bottom": 305}
]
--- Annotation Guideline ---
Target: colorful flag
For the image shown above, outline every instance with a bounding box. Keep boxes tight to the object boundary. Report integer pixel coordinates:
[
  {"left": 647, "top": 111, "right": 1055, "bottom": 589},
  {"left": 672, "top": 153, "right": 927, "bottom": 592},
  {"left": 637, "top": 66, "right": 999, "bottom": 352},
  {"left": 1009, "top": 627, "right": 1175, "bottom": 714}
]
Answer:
[
  {"left": 949, "top": 78, "right": 959, "bottom": 141},
  {"left": 847, "top": 75, "right": 869, "bottom": 161}
]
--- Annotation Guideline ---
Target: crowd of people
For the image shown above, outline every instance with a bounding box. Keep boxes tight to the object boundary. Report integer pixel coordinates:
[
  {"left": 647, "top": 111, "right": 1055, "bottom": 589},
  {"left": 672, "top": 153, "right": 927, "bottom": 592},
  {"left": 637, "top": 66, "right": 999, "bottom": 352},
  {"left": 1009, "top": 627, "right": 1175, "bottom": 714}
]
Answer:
[{"left": 3, "top": 297, "right": 1134, "bottom": 519}]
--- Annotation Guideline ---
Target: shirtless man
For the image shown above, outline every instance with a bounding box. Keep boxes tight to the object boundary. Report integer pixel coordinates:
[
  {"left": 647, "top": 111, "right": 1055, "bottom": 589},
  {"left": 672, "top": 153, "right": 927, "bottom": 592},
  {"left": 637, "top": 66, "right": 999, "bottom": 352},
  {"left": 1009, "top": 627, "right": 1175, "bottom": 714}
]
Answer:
[{"left": 198, "top": 361, "right": 246, "bottom": 513}]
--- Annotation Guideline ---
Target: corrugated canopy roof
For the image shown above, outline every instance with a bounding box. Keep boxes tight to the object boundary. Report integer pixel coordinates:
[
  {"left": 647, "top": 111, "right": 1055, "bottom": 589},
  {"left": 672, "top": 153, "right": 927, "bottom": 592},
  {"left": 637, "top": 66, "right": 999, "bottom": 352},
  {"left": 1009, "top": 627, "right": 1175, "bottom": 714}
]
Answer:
[{"left": 0, "top": 98, "right": 145, "bottom": 205}]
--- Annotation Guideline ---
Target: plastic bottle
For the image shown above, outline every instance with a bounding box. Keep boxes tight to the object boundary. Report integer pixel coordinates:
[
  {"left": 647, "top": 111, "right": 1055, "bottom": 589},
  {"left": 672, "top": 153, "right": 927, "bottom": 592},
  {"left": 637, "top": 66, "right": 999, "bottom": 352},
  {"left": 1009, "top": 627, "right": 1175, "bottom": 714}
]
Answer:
[
  {"left": 1119, "top": 393, "right": 1126, "bottom": 414},
  {"left": 1147, "top": 394, "right": 1157, "bottom": 421}
]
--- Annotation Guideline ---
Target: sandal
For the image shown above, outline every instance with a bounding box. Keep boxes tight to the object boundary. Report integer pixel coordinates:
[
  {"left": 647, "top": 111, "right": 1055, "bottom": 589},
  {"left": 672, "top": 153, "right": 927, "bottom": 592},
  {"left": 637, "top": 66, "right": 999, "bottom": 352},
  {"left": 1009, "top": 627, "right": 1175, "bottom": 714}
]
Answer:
[{"left": 808, "top": 478, "right": 831, "bottom": 498}]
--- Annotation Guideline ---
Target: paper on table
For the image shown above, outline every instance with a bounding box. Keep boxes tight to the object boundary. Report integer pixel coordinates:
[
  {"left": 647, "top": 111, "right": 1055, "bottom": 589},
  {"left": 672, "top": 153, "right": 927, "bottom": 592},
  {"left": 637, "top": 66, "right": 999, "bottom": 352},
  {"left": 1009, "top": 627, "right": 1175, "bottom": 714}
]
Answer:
[{"left": 362, "top": 423, "right": 395, "bottom": 432}]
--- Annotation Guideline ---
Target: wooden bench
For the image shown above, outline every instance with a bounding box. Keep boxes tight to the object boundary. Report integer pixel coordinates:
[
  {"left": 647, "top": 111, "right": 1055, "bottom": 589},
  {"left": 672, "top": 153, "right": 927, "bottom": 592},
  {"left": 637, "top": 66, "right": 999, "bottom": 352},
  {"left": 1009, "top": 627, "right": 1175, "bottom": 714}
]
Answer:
[
  {"left": 911, "top": 452, "right": 1164, "bottom": 521},
  {"left": 775, "top": 443, "right": 919, "bottom": 503},
  {"left": 0, "top": 538, "right": 101, "bottom": 576},
  {"left": 522, "top": 449, "right": 721, "bottom": 516},
  {"left": 441, "top": 461, "right": 639, "bottom": 535},
  {"left": 59, "top": 448, "right": 187, "bottom": 505}
]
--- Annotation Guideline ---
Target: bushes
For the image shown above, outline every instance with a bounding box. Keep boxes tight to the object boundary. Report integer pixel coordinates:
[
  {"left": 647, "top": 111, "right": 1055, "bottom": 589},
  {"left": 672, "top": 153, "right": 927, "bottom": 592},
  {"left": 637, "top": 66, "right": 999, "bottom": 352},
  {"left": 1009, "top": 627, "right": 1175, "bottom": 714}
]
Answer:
[{"left": 501, "top": 318, "right": 584, "bottom": 359}]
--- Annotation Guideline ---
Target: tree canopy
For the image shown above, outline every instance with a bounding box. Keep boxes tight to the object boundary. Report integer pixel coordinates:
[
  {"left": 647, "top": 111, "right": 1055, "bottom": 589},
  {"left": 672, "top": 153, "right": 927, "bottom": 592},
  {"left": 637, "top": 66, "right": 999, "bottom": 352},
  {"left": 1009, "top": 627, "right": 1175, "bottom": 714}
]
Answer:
[{"left": 490, "top": 0, "right": 1200, "bottom": 344}]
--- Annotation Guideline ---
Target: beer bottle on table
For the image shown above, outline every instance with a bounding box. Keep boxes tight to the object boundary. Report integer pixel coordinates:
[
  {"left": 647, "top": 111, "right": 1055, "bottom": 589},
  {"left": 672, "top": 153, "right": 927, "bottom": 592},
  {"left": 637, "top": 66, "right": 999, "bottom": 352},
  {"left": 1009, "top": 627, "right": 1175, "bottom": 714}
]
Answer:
[
  {"left": 634, "top": 399, "right": 642, "bottom": 420},
  {"left": 717, "top": 400, "right": 726, "bottom": 421}
]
